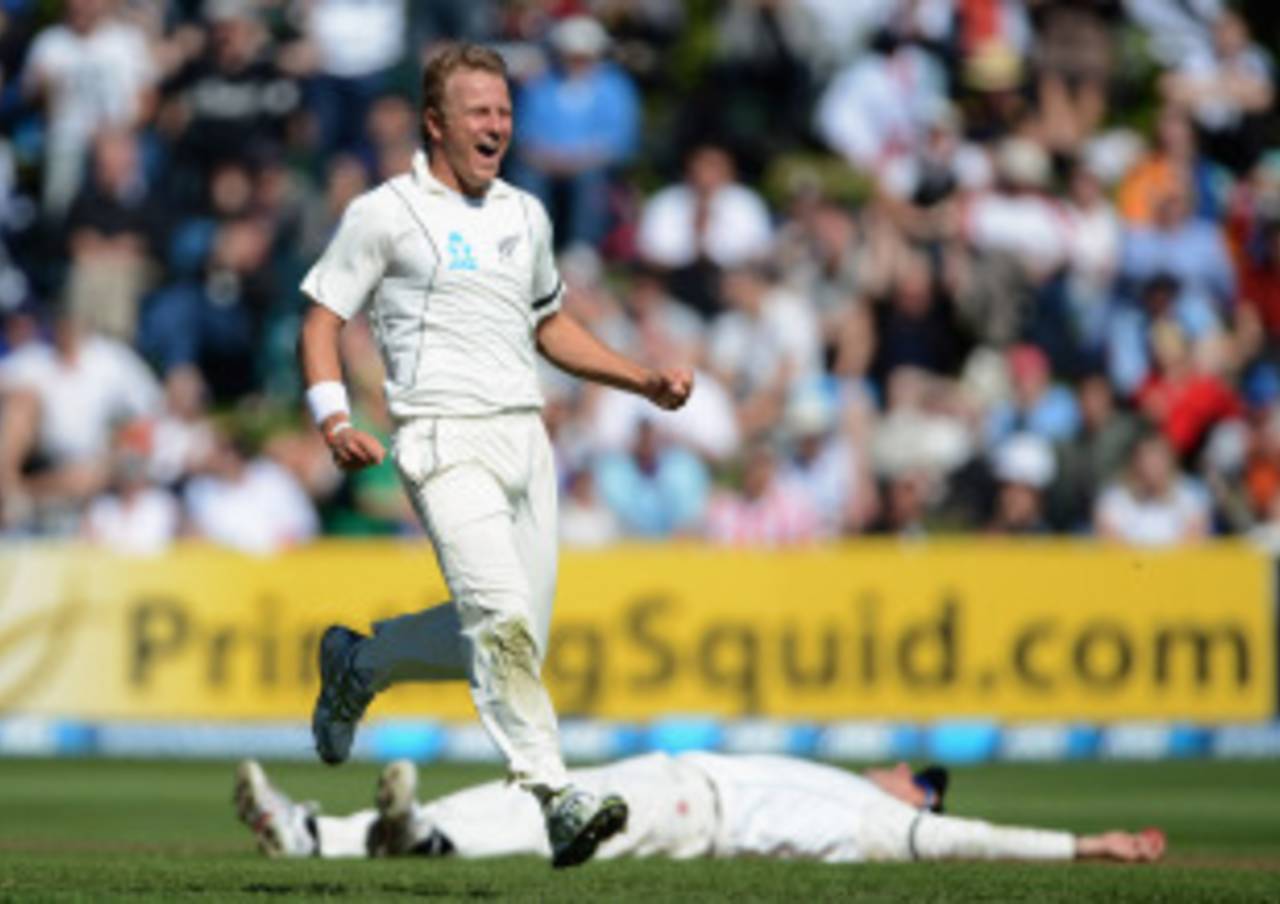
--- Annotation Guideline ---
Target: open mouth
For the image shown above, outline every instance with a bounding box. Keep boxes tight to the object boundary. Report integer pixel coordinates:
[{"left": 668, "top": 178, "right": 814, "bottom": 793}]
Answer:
[{"left": 475, "top": 140, "right": 501, "bottom": 160}]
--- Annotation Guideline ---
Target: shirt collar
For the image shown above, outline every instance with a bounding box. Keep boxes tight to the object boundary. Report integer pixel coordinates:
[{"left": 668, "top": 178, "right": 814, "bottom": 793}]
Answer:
[{"left": 412, "top": 150, "right": 511, "bottom": 201}]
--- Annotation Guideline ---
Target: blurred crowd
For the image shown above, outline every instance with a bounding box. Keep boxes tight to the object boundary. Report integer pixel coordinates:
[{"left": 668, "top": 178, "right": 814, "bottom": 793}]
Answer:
[{"left": 0, "top": 0, "right": 1278, "bottom": 554}]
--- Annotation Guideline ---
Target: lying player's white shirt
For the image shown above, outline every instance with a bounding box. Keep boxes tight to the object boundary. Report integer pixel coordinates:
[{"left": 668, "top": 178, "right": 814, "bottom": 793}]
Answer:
[
  {"left": 301, "top": 151, "right": 564, "bottom": 420},
  {"left": 312, "top": 752, "right": 1074, "bottom": 863},
  {"left": 680, "top": 752, "right": 915, "bottom": 862}
]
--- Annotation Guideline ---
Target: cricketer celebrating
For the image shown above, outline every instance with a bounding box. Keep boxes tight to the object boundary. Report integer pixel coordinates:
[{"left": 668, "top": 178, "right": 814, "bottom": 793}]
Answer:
[{"left": 296, "top": 42, "right": 693, "bottom": 868}]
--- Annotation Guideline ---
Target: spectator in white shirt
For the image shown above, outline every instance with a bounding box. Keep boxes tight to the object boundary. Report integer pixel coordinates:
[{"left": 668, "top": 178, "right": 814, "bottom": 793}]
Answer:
[
  {"left": 958, "top": 137, "right": 1072, "bottom": 347},
  {"left": 82, "top": 447, "right": 179, "bottom": 556},
  {"left": 142, "top": 365, "right": 218, "bottom": 488},
  {"left": 1124, "top": 0, "right": 1222, "bottom": 69},
  {"left": 183, "top": 432, "right": 319, "bottom": 555},
  {"left": 638, "top": 144, "right": 773, "bottom": 270},
  {"left": 797, "top": 0, "right": 957, "bottom": 75},
  {"left": 0, "top": 309, "right": 161, "bottom": 528},
  {"left": 775, "top": 195, "right": 866, "bottom": 330},
  {"left": 1063, "top": 161, "right": 1123, "bottom": 355},
  {"left": 283, "top": 0, "right": 407, "bottom": 153},
  {"left": 586, "top": 273, "right": 738, "bottom": 462},
  {"left": 636, "top": 144, "right": 773, "bottom": 316},
  {"left": 709, "top": 263, "right": 822, "bottom": 439},
  {"left": 813, "top": 30, "right": 948, "bottom": 175},
  {"left": 877, "top": 105, "right": 992, "bottom": 245},
  {"left": 589, "top": 371, "right": 740, "bottom": 466},
  {"left": 870, "top": 366, "right": 975, "bottom": 483},
  {"left": 1094, "top": 433, "right": 1209, "bottom": 546},
  {"left": 1161, "top": 8, "right": 1274, "bottom": 172},
  {"left": 20, "top": 0, "right": 156, "bottom": 216},
  {"left": 965, "top": 138, "right": 1071, "bottom": 274},
  {"left": 558, "top": 468, "right": 620, "bottom": 549}
]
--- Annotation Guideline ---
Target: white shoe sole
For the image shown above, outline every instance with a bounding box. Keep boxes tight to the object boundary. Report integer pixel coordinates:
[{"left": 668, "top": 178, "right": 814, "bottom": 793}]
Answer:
[
  {"left": 371, "top": 759, "right": 418, "bottom": 856},
  {"left": 234, "top": 760, "right": 288, "bottom": 858}
]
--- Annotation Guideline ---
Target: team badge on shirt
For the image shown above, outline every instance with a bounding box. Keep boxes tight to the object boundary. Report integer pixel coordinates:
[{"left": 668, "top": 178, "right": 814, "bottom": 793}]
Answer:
[
  {"left": 497, "top": 234, "right": 521, "bottom": 261},
  {"left": 447, "top": 232, "right": 478, "bottom": 271}
]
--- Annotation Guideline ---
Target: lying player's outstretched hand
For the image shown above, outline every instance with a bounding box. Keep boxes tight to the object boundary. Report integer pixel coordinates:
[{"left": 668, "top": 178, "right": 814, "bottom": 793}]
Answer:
[
  {"left": 324, "top": 422, "right": 386, "bottom": 471},
  {"left": 644, "top": 367, "right": 694, "bottom": 411},
  {"left": 1076, "top": 828, "right": 1166, "bottom": 862}
]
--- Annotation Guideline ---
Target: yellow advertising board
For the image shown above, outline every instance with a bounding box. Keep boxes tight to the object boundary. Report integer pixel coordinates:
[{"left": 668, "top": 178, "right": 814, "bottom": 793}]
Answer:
[{"left": 0, "top": 541, "right": 1273, "bottom": 721}]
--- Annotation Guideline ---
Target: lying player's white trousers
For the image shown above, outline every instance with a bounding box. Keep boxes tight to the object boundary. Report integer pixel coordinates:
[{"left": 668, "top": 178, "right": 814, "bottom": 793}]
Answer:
[
  {"left": 351, "top": 410, "right": 568, "bottom": 792},
  {"left": 313, "top": 752, "right": 717, "bottom": 859}
]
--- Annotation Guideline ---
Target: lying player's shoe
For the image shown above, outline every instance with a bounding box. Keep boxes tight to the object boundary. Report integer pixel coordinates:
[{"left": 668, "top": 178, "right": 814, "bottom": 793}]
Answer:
[
  {"left": 368, "top": 759, "right": 456, "bottom": 858},
  {"left": 312, "top": 624, "right": 373, "bottom": 765},
  {"left": 369, "top": 759, "right": 419, "bottom": 857},
  {"left": 545, "top": 787, "right": 629, "bottom": 869},
  {"left": 234, "top": 759, "right": 317, "bottom": 858}
]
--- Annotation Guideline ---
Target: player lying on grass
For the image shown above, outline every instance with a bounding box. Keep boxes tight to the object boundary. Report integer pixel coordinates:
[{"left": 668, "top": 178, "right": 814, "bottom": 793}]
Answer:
[{"left": 234, "top": 753, "right": 1165, "bottom": 865}]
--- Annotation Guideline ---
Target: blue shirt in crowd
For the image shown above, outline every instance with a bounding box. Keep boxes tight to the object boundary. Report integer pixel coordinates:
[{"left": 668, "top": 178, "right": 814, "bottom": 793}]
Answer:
[
  {"left": 594, "top": 446, "right": 709, "bottom": 537},
  {"left": 517, "top": 62, "right": 639, "bottom": 165},
  {"left": 1120, "top": 220, "right": 1236, "bottom": 313},
  {"left": 986, "top": 385, "right": 1082, "bottom": 448}
]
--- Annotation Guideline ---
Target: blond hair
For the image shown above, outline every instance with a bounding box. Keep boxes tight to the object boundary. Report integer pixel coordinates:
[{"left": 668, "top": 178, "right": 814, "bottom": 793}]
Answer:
[{"left": 420, "top": 42, "right": 508, "bottom": 144}]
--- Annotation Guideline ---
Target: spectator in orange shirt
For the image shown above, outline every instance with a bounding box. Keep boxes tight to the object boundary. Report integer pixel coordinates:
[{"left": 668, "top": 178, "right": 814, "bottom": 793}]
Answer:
[{"left": 1116, "top": 107, "right": 1226, "bottom": 226}]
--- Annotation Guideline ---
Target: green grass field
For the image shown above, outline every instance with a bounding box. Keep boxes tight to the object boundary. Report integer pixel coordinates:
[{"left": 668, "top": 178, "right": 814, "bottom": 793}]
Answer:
[{"left": 1, "top": 757, "right": 1277, "bottom": 902}]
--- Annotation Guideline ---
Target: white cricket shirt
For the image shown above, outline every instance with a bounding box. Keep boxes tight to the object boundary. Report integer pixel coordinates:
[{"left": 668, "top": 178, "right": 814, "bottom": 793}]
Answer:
[
  {"left": 680, "top": 752, "right": 902, "bottom": 862},
  {"left": 301, "top": 151, "right": 564, "bottom": 419}
]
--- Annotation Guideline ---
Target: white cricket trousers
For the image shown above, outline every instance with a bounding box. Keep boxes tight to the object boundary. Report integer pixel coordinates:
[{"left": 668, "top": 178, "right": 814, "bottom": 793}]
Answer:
[
  {"left": 352, "top": 409, "right": 568, "bottom": 793},
  {"left": 312, "top": 752, "right": 718, "bottom": 860}
]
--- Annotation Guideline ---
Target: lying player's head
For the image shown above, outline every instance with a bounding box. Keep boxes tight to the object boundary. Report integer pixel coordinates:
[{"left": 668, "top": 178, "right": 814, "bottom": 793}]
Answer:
[
  {"left": 865, "top": 762, "right": 948, "bottom": 812},
  {"left": 420, "top": 42, "right": 512, "bottom": 196}
]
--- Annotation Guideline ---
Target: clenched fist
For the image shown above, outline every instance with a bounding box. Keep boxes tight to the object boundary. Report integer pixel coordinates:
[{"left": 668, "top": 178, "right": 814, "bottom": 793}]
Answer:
[
  {"left": 643, "top": 367, "right": 694, "bottom": 411},
  {"left": 322, "top": 417, "right": 386, "bottom": 471}
]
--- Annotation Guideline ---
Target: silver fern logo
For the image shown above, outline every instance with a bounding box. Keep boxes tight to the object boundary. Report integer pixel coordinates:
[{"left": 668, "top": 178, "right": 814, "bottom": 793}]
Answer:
[{"left": 497, "top": 234, "right": 521, "bottom": 261}]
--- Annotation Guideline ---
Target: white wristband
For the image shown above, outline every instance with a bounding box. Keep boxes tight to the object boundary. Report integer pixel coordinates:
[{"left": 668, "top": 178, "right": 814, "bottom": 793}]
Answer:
[
  {"left": 324, "top": 420, "right": 354, "bottom": 443},
  {"left": 306, "top": 381, "right": 350, "bottom": 426}
]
